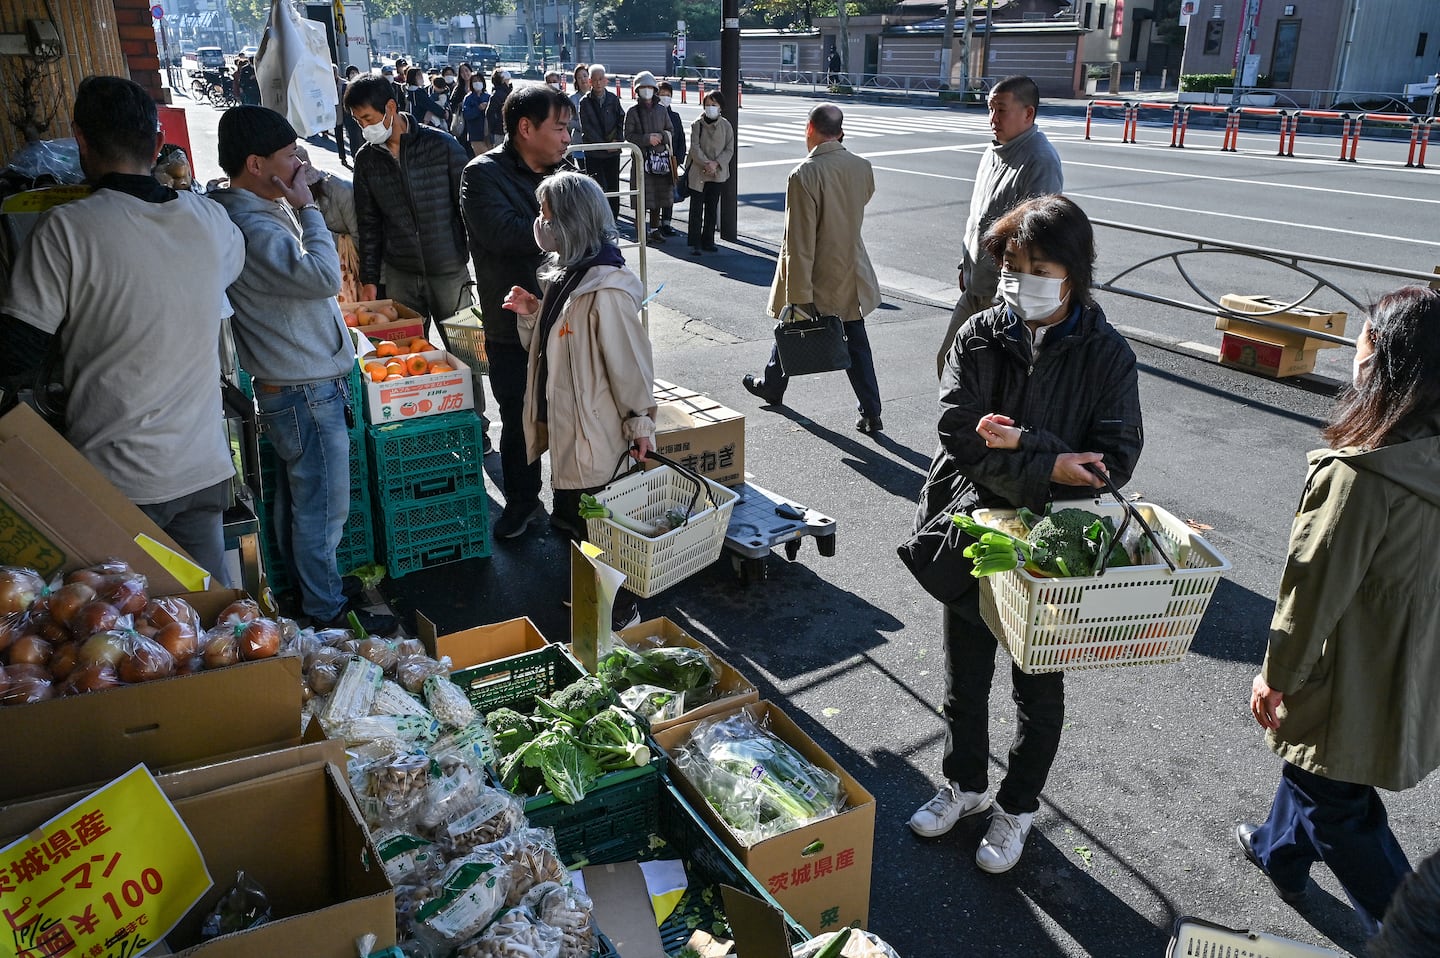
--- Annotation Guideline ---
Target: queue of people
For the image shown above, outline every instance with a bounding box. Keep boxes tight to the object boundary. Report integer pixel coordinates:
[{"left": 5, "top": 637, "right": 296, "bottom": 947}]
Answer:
[{"left": 1, "top": 66, "right": 1434, "bottom": 952}]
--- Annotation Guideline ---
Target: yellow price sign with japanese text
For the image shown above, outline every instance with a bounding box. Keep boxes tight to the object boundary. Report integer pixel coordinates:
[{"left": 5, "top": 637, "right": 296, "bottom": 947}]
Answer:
[{"left": 0, "top": 765, "right": 211, "bottom": 958}]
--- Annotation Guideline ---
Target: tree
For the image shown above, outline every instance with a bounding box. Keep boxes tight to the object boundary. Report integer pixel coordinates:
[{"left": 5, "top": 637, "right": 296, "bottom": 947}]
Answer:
[
  {"left": 230, "top": 0, "right": 269, "bottom": 33},
  {"left": 468, "top": 0, "right": 514, "bottom": 42}
]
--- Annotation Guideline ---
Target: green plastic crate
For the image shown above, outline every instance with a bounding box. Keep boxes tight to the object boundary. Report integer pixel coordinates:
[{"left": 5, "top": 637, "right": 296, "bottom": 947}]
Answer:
[
  {"left": 376, "top": 491, "right": 491, "bottom": 578},
  {"left": 448, "top": 645, "right": 665, "bottom": 864},
  {"left": 366, "top": 411, "right": 486, "bottom": 506}
]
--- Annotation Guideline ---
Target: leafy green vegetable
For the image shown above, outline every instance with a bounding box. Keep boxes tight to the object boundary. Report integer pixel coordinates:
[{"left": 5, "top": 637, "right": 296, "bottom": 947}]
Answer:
[
  {"left": 956, "top": 507, "right": 1126, "bottom": 579},
  {"left": 597, "top": 644, "right": 716, "bottom": 694},
  {"left": 578, "top": 706, "right": 650, "bottom": 770},
  {"left": 511, "top": 727, "right": 602, "bottom": 804}
]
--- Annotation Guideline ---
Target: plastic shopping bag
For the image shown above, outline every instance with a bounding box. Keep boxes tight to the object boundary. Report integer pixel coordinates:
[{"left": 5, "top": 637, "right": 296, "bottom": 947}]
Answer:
[{"left": 256, "top": 0, "right": 337, "bottom": 137}]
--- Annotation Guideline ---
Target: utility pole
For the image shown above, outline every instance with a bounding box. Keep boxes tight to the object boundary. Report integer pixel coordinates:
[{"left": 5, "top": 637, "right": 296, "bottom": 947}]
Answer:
[
  {"left": 720, "top": 0, "right": 739, "bottom": 239},
  {"left": 837, "top": 0, "right": 849, "bottom": 80}
]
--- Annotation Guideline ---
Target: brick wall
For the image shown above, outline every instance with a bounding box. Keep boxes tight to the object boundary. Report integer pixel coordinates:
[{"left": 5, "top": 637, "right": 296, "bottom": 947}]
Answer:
[{"left": 111, "top": 0, "right": 167, "bottom": 103}]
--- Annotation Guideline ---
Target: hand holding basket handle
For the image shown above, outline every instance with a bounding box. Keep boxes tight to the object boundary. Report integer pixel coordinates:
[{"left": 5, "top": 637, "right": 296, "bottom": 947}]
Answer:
[{"left": 1084, "top": 463, "right": 1178, "bottom": 574}]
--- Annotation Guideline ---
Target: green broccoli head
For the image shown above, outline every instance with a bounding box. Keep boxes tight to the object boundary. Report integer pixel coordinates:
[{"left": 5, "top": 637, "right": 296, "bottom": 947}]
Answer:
[
  {"left": 485, "top": 707, "right": 538, "bottom": 756},
  {"left": 1026, "top": 508, "right": 1108, "bottom": 577},
  {"left": 538, "top": 674, "right": 620, "bottom": 725}
]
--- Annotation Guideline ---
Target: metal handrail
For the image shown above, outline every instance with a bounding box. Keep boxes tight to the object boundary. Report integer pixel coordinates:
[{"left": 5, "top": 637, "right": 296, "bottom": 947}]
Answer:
[
  {"left": 1092, "top": 219, "right": 1440, "bottom": 347},
  {"left": 565, "top": 140, "right": 650, "bottom": 330}
]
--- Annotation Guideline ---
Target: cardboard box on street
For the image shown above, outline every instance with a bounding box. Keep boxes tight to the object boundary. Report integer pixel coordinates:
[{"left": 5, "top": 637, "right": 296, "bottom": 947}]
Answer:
[
  {"left": 361, "top": 350, "right": 475, "bottom": 424},
  {"left": 0, "top": 742, "right": 395, "bottom": 958},
  {"left": 346, "top": 299, "right": 426, "bottom": 345},
  {"left": 0, "top": 404, "right": 195, "bottom": 594},
  {"left": 0, "top": 589, "right": 305, "bottom": 802},
  {"left": 655, "top": 701, "right": 876, "bottom": 934},
  {"left": 650, "top": 390, "right": 746, "bottom": 487},
  {"left": 1214, "top": 294, "right": 1347, "bottom": 352},
  {"left": 1219, "top": 332, "right": 1318, "bottom": 378},
  {"left": 615, "top": 617, "right": 759, "bottom": 732},
  {"left": 417, "top": 612, "right": 551, "bottom": 670}
]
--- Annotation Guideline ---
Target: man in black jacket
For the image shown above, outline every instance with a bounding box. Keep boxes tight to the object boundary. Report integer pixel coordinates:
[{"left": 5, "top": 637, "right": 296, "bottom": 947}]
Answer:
[
  {"left": 578, "top": 64, "right": 624, "bottom": 220},
  {"left": 459, "top": 85, "right": 573, "bottom": 539},
  {"left": 345, "top": 75, "right": 473, "bottom": 334}
]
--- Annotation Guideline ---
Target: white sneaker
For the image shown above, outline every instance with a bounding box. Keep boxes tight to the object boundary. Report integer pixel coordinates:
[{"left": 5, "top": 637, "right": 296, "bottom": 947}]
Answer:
[
  {"left": 908, "top": 782, "right": 992, "bottom": 838},
  {"left": 975, "top": 805, "right": 1034, "bottom": 874}
]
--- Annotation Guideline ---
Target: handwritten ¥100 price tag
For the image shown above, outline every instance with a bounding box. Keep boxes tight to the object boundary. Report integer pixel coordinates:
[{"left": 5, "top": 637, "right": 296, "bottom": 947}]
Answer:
[{"left": 0, "top": 765, "right": 211, "bottom": 958}]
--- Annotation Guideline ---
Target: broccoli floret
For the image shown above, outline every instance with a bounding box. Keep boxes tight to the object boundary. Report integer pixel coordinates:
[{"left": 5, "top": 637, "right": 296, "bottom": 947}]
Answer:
[
  {"left": 1026, "top": 508, "right": 1108, "bottom": 577},
  {"left": 536, "top": 674, "right": 619, "bottom": 725},
  {"left": 485, "top": 707, "right": 538, "bottom": 756}
]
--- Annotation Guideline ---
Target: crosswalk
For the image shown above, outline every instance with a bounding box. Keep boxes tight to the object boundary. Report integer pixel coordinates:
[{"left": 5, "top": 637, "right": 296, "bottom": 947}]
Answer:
[{"left": 669, "top": 103, "right": 996, "bottom": 148}]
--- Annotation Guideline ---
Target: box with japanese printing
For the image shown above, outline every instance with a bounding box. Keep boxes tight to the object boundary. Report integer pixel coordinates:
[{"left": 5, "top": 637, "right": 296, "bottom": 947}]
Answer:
[{"left": 654, "top": 700, "right": 876, "bottom": 935}]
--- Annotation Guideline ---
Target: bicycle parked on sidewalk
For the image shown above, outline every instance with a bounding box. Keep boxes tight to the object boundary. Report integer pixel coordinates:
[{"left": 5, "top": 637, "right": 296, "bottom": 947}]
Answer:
[{"left": 188, "top": 68, "right": 238, "bottom": 107}]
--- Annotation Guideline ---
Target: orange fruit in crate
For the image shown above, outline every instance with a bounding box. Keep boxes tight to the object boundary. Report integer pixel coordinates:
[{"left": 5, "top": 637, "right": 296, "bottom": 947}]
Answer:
[
  {"left": 375, "top": 341, "right": 399, "bottom": 358},
  {"left": 405, "top": 355, "right": 430, "bottom": 376},
  {"left": 384, "top": 373, "right": 405, "bottom": 382},
  {"left": 364, "top": 361, "right": 389, "bottom": 383},
  {"left": 427, "top": 361, "right": 453, "bottom": 374},
  {"left": 408, "top": 337, "right": 437, "bottom": 354}
]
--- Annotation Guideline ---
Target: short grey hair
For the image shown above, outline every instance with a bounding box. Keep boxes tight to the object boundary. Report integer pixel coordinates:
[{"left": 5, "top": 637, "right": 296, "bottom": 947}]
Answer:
[
  {"left": 589, "top": 63, "right": 607, "bottom": 79},
  {"left": 536, "top": 171, "right": 618, "bottom": 275}
]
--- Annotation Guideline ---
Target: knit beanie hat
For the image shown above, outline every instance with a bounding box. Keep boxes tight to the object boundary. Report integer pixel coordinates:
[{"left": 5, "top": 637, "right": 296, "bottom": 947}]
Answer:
[
  {"left": 217, "top": 105, "right": 298, "bottom": 175},
  {"left": 633, "top": 70, "right": 658, "bottom": 90}
]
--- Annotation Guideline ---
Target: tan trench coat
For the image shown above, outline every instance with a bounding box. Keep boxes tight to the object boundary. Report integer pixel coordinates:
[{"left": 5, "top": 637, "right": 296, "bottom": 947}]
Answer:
[{"left": 767, "top": 139, "right": 881, "bottom": 323}]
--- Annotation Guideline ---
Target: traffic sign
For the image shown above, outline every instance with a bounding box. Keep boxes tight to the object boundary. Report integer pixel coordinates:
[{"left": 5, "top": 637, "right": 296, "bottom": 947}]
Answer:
[{"left": 150, "top": 4, "right": 164, "bottom": 18}]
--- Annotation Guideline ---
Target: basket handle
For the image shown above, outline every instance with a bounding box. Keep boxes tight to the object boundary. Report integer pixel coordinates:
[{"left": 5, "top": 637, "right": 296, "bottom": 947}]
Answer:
[
  {"left": 1084, "top": 463, "right": 1178, "bottom": 573},
  {"left": 602, "top": 447, "right": 712, "bottom": 523}
]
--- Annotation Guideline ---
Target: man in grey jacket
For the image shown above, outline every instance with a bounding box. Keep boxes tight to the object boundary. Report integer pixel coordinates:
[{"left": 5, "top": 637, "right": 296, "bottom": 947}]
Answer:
[
  {"left": 936, "top": 75, "right": 1063, "bottom": 376},
  {"left": 213, "top": 106, "right": 394, "bottom": 634}
]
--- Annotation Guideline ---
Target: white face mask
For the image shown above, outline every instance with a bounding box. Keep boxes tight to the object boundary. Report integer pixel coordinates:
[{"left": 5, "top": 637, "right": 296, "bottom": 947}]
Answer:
[
  {"left": 999, "top": 269, "right": 1067, "bottom": 323},
  {"left": 638, "top": 88, "right": 654, "bottom": 100},
  {"left": 533, "top": 216, "right": 559, "bottom": 252},
  {"left": 549, "top": 82, "right": 563, "bottom": 91},
  {"left": 659, "top": 96, "right": 671, "bottom": 107},
  {"left": 704, "top": 105, "right": 720, "bottom": 120},
  {"left": 444, "top": 75, "right": 456, "bottom": 85},
  {"left": 361, "top": 114, "right": 392, "bottom": 145}
]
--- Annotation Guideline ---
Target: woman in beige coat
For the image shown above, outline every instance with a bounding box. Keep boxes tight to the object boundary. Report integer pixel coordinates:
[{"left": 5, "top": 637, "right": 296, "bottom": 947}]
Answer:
[
  {"left": 504, "top": 171, "right": 655, "bottom": 628},
  {"left": 686, "top": 90, "right": 734, "bottom": 255}
]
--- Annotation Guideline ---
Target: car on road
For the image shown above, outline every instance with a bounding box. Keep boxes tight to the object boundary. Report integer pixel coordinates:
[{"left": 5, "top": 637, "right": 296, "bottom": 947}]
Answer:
[
  {"left": 196, "top": 46, "right": 226, "bottom": 69},
  {"left": 239, "top": 44, "right": 258, "bottom": 58},
  {"left": 448, "top": 43, "right": 498, "bottom": 71}
]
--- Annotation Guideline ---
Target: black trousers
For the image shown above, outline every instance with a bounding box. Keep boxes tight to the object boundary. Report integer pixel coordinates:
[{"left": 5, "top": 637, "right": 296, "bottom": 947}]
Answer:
[
  {"left": 941, "top": 587, "right": 1065, "bottom": 814},
  {"left": 485, "top": 340, "right": 542, "bottom": 508},
  {"left": 687, "top": 181, "right": 721, "bottom": 248},
  {"left": 587, "top": 153, "right": 622, "bottom": 219},
  {"left": 760, "top": 317, "right": 883, "bottom": 419}
]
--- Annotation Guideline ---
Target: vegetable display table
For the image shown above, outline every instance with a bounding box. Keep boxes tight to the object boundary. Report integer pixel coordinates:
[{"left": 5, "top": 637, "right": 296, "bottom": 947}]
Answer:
[{"left": 721, "top": 481, "right": 837, "bottom": 585}]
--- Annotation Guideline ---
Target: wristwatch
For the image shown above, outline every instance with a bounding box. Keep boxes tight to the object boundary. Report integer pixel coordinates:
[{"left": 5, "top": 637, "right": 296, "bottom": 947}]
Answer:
[{"left": 296, "top": 203, "right": 320, "bottom": 213}]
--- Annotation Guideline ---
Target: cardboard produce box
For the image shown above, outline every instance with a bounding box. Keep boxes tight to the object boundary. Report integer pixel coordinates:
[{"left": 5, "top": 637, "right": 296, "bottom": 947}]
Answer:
[
  {"left": 344, "top": 298, "right": 426, "bottom": 345},
  {"left": 615, "top": 617, "right": 760, "bottom": 732},
  {"left": 648, "top": 383, "right": 745, "bottom": 487},
  {"left": 1219, "top": 332, "right": 1318, "bottom": 378},
  {"left": 1214, "top": 293, "right": 1347, "bottom": 352},
  {"left": 0, "top": 588, "right": 304, "bottom": 802},
  {"left": 417, "top": 612, "right": 550, "bottom": 670},
  {"left": 0, "top": 404, "right": 198, "bottom": 593},
  {"left": 0, "top": 742, "right": 395, "bottom": 958},
  {"left": 655, "top": 701, "right": 876, "bottom": 934},
  {"left": 362, "top": 350, "right": 475, "bottom": 423}
]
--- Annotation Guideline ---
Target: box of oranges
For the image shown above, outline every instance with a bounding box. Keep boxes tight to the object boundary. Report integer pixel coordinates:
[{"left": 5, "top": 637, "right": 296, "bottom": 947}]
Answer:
[
  {"left": 359, "top": 336, "right": 474, "bottom": 424},
  {"left": 343, "top": 299, "right": 426, "bottom": 345}
]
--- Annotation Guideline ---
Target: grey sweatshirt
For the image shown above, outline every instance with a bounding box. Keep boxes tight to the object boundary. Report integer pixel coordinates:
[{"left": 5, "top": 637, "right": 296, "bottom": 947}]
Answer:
[
  {"left": 211, "top": 187, "right": 353, "bottom": 386},
  {"left": 961, "top": 124, "right": 1064, "bottom": 305}
]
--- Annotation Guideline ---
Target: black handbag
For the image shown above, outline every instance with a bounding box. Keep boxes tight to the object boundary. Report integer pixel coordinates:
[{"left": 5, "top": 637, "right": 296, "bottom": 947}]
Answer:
[
  {"left": 896, "top": 488, "right": 980, "bottom": 606},
  {"left": 772, "top": 305, "right": 851, "bottom": 377}
]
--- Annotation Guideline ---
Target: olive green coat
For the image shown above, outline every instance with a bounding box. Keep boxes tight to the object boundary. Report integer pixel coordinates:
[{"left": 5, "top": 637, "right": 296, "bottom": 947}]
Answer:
[{"left": 1262, "top": 413, "right": 1440, "bottom": 790}]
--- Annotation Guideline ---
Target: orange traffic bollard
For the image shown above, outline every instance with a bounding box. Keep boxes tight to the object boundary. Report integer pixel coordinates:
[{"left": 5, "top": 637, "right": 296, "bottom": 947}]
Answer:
[{"left": 1414, "top": 118, "right": 1433, "bottom": 169}]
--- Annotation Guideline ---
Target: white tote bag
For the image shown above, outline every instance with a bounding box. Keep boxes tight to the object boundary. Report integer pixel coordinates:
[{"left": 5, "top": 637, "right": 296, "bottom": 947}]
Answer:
[{"left": 256, "top": 0, "right": 338, "bottom": 137}]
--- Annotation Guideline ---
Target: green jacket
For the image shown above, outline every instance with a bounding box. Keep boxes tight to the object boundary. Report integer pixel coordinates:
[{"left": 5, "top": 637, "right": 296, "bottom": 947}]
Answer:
[{"left": 1262, "top": 412, "right": 1440, "bottom": 790}]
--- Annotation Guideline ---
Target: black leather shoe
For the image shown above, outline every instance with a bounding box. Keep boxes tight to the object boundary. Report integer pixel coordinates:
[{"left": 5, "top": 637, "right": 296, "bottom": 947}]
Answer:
[
  {"left": 1235, "top": 823, "right": 1309, "bottom": 906},
  {"left": 690, "top": 246, "right": 702, "bottom": 256},
  {"left": 856, "top": 415, "right": 884, "bottom": 434},
  {"left": 742, "top": 375, "right": 783, "bottom": 405}
]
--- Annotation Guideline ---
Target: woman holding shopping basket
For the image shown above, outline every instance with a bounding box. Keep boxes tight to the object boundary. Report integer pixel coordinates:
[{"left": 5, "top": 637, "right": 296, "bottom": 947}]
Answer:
[
  {"left": 904, "top": 194, "right": 1144, "bottom": 874},
  {"left": 1239, "top": 285, "right": 1440, "bottom": 938},
  {"left": 502, "top": 171, "right": 654, "bottom": 631}
]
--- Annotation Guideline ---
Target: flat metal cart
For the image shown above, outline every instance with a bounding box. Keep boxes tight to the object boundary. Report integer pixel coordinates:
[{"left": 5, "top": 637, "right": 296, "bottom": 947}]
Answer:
[{"left": 722, "top": 481, "right": 837, "bottom": 584}]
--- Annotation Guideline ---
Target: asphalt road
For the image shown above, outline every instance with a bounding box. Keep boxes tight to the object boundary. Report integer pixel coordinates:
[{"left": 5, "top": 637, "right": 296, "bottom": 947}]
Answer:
[{"left": 167, "top": 89, "right": 1440, "bottom": 957}]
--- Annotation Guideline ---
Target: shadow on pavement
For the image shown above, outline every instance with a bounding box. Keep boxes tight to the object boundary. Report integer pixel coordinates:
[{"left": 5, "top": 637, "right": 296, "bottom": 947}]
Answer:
[
  {"left": 765, "top": 405, "right": 929, "bottom": 502},
  {"left": 1187, "top": 579, "right": 1274, "bottom": 665}
]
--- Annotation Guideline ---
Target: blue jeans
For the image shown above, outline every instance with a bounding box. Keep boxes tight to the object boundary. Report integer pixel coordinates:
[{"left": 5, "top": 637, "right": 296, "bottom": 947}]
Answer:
[
  {"left": 1250, "top": 761, "right": 1413, "bottom": 927},
  {"left": 256, "top": 376, "right": 351, "bottom": 621},
  {"left": 761, "top": 316, "right": 882, "bottom": 418}
]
